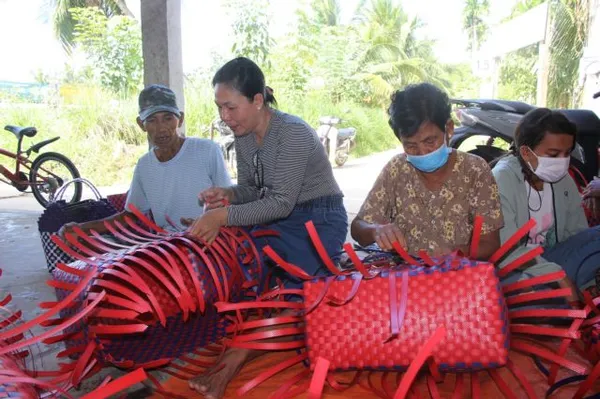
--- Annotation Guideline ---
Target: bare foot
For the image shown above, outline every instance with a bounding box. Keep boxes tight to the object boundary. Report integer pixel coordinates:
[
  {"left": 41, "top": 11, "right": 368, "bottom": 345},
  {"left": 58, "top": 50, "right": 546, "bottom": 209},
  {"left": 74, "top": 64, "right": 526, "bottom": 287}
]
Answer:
[{"left": 189, "top": 348, "right": 250, "bottom": 398}]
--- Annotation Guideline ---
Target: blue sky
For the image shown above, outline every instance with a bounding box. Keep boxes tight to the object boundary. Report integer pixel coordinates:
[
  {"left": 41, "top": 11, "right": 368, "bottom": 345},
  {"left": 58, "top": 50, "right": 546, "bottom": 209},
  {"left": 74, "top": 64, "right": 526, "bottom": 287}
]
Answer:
[{"left": 0, "top": 0, "right": 517, "bottom": 82}]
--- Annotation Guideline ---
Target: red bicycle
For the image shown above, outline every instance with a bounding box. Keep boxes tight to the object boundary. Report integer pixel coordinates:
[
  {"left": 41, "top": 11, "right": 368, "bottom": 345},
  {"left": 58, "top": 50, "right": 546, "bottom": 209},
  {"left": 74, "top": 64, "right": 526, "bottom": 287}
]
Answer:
[{"left": 0, "top": 124, "right": 82, "bottom": 207}]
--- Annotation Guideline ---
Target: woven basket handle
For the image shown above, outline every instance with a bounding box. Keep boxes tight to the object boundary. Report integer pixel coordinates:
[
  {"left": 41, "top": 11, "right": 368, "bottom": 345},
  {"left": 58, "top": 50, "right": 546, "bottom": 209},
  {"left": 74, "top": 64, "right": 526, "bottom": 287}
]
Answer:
[{"left": 53, "top": 178, "right": 102, "bottom": 202}]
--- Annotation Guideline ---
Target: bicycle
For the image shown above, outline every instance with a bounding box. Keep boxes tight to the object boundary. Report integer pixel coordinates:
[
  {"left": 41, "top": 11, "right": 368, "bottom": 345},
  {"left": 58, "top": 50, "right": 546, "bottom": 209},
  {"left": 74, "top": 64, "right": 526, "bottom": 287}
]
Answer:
[{"left": 0, "top": 124, "right": 82, "bottom": 207}]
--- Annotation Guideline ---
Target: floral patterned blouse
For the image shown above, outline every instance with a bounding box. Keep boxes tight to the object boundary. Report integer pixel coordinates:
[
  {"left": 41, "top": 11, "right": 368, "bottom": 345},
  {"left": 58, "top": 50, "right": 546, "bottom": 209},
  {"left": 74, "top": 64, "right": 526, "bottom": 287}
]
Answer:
[{"left": 357, "top": 151, "right": 504, "bottom": 254}]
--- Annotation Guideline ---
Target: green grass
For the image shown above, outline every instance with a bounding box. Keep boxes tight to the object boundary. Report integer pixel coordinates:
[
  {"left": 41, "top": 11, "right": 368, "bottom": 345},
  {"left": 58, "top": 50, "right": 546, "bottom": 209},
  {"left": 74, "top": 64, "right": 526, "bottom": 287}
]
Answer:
[{"left": 0, "top": 85, "right": 398, "bottom": 187}]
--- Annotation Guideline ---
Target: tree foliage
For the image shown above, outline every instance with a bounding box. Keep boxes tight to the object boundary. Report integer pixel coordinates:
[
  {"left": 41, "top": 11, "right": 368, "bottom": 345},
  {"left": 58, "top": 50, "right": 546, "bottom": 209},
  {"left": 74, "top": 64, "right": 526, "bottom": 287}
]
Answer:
[
  {"left": 225, "top": 0, "right": 275, "bottom": 70},
  {"left": 497, "top": 0, "right": 589, "bottom": 107},
  {"left": 71, "top": 7, "right": 143, "bottom": 94},
  {"left": 45, "top": 0, "right": 134, "bottom": 52},
  {"left": 462, "top": 0, "right": 490, "bottom": 52}
]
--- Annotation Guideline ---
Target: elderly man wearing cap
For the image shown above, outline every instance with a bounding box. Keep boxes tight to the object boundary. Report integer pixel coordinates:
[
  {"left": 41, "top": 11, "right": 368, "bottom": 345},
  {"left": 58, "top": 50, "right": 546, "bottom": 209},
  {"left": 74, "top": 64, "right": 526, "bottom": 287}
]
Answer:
[{"left": 59, "top": 84, "right": 231, "bottom": 237}]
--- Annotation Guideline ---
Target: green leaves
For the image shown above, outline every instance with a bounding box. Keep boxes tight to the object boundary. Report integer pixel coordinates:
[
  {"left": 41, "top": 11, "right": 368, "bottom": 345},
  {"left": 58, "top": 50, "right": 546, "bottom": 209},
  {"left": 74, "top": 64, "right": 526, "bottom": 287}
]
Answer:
[{"left": 71, "top": 7, "right": 142, "bottom": 95}]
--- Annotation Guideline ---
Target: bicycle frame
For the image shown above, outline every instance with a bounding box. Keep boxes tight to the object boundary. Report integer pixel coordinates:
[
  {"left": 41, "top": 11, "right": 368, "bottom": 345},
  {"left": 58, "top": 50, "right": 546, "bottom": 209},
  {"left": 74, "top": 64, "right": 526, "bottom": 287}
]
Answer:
[{"left": 0, "top": 146, "right": 32, "bottom": 186}]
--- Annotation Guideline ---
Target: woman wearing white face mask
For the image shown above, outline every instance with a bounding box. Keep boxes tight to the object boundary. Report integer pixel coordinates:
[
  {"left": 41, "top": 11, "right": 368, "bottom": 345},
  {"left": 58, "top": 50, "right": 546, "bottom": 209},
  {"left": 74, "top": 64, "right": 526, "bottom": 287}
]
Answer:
[{"left": 492, "top": 108, "right": 600, "bottom": 300}]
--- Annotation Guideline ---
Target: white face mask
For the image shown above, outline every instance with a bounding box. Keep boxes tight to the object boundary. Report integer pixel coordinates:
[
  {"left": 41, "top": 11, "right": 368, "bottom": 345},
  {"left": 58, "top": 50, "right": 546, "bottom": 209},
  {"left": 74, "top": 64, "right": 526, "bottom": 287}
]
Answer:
[{"left": 527, "top": 150, "right": 570, "bottom": 183}]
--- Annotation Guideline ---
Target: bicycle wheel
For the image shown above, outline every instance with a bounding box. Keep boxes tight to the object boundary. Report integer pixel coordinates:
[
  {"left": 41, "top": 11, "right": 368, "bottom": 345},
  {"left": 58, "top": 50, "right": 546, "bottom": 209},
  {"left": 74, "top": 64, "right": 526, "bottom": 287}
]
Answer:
[{"left": 29, "top": 152, "right": 82, "bottom": 207}]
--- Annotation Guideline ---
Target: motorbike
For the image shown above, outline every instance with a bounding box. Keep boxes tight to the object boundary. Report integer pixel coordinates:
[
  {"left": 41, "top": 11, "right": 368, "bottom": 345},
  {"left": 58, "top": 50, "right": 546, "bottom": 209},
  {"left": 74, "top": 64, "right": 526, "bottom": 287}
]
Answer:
[
  {"left": 449, "top": 97, "right": 600, "bottom": 189},
  {"left": 315, "top": 116, "right": 357, "bottom": 167},
  {"left": 210, "top": 118, "right": 237, "bottom": 178}
]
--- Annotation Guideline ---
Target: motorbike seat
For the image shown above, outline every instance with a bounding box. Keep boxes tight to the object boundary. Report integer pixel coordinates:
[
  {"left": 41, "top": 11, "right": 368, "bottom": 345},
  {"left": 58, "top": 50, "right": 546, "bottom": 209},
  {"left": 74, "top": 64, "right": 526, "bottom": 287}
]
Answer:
[
  {"left": 338, "top": 127, "right": 356, "bottom": 139},
  {"left": 4, "top": 125, "right": 37, "bottom": 139}
]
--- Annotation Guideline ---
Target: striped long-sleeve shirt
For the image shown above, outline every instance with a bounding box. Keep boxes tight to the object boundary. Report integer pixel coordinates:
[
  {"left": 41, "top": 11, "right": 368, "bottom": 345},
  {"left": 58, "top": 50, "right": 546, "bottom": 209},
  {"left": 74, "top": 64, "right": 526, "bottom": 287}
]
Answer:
[{"left": 227, "top": 109, "right": 342, "bottom": 226}]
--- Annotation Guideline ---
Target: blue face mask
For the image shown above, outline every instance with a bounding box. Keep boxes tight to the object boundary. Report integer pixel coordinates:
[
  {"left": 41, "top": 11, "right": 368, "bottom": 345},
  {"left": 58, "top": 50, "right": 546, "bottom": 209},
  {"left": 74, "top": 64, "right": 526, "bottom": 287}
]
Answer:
[{"left": 406, "top": 141, "right": 452, "bottom": 173}]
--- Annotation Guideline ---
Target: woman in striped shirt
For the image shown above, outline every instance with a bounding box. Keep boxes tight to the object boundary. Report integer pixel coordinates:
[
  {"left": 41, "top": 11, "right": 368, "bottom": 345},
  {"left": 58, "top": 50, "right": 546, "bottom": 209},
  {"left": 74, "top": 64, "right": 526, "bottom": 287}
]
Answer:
[{"left": 188, "top": 57, "right": 347, "bottom": 397}]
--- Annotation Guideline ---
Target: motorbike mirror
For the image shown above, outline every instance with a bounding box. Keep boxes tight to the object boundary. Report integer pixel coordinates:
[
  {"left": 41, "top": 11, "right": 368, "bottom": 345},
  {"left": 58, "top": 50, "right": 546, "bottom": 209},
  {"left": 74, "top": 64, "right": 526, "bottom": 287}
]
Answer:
[{"left": 594, "top": 91, "right": 600, "bottom": 99}]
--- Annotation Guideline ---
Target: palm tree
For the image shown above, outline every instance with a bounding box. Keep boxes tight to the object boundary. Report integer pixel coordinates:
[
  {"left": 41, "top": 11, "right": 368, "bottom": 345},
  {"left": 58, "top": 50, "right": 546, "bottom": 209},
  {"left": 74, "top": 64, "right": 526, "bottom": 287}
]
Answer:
[
  {"left": 462, "top": 0, "right": 489, "bottom": 55},
  {"left": 353, "top": 0, "right": 449, "bottom": 105},
  {"left": 311, "top": 0, "right": 341, "bottom": 26},
  {"left": 547, "top": 0, "right": 589, "bottom": 108},
  {"left": 44, "top": 0, "right": 135, "bottom": 52}
]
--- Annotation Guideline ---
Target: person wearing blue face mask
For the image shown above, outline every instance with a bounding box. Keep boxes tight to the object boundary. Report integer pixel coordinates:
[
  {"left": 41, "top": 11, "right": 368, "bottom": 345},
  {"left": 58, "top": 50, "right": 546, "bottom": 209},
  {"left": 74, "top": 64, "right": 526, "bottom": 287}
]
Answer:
[
  {"left": 492, "top": 108, "right": 600, "bottom": 300},
  {"left": 351, "top": 83, "right": 504, "bottom": 260}
]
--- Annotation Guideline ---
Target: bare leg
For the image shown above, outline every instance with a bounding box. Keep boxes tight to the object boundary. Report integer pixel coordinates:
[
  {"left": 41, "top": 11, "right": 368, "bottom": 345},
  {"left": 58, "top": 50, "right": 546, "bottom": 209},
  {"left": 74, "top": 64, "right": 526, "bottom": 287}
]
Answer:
[
  {"left": 189, "top": 347, "right": 262, "bottom": 399},
  {"left": 189, "top": 309, "right": 301, "bottom": 398}
]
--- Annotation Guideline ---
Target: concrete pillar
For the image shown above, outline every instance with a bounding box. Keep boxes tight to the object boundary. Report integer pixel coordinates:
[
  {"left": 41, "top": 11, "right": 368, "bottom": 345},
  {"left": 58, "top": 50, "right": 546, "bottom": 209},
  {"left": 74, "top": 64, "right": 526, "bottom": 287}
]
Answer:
[
  {"left": 140, "top": 0, "right": 185, "bottom": 134},
  {"left": 536, "top": 6, "right": 552, "bottom": 107}
]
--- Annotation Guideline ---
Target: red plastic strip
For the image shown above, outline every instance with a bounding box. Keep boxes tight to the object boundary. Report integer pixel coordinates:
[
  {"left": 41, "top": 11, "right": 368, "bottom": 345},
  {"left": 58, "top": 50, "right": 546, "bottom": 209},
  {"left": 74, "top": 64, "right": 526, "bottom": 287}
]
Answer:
[
  {"left": 305, "top": 221, "right": 342, "bottom": 276},
  {"left": 305, "top": 276, "right": 335, "bottom": 315},
  {"left": 269, "top": 369, "right": 311, "bottom": 399},
  {"left": 326, "top": 371, "right": 362, "bottom": 392},
  {"left": 506, "top": 359, "right": 538, "bottom": 398},
  {"left": 263, "top": 245, "right": 312, "bottom": 280},
  {"left": 343, "top": 243, "right": 374, "bottom": 278},
  {"left": 88, "top": 324, "right": 148, "bottom": 334},
  {"left": 509, "top": 308, "right": 587, "bottom": 320},
  {"left": 510, "top": 324, "right": 580, "bottom": 339},
  {"left": 150, "top": 243, "right": 193, "bottom": 318},
  {"left": 488, "top": 369, "right": 518, "bottom": 399},
  {"left": 50, "top": 234, "right": 98, "bottom": 264},
  {"left": 80, "top": 368, "right": 148, "bottom": 399},
  {"left": 548, "top": 317, "right": 587, "bottom": 385},
  {"left": 0, "top": 294, "right": 12, "bottom": 307},
  {"left": 511, "top": 339, "right": 588, "bottom": 374},
  {"left": 72, "top": 225, "right": 118, "bottom": 253},
  {"left": 127, "top": 203, "right": 167, "bottom": 233},
  {"left": 64, "top": 232, "right": 102, "bottom": 258},
  {"left": 418, "top": 251, "right": 436, "bottom": 267},
  {"left": 496, "top": 246, "right": 544, "bottom": 278},
  {"left": 489, "top": 219, "right": 536, "bottom": 264},
  {"left": 113, "top": 219, "right": 155, "bottom": 242},
  {"left": 103, "top": 220, "right": 145, "bottom": 245},
  {"left": 101, "top": 264, "right": 164, "bottom": 322},
  {"left": 87, "top": 292, "right": 150, "bottom": 314},
  {"left": 426, "top": 374, "right": 442, "bottom": 399},
  {"left": 308, "top": 356, "right": 331, "bottom": 399},
  {"left": 0, "top": 291, "right": 105, "bottom": 356},
  {"left": 394, "top": 326, "right": 447, "bottom": 399},
  {"left": 451, "top": 374, "right": 464, "bottom": 399},
  {"left": 327, "top": 274, "right": 363, "bottom": 305},
  {"left": 469, "top": 215, "right": 483, "bottom": 259},
  {"left": 502, "top": 270, "right": 567, "bottom": 293},
  {"left": 237, "top": 353, "right": 308, "bottom": 396},
  {"left": 392, "top": 242, "right": 419, "bottom": 266},
  {"left": 506, "top": 288, "right": 573, "bottom": 306},
  {"left": 231, "top": 327, "right": 305, "bottom": 343},
  {"left": 224, "top": 340, "right": 306, "bottom": 351},
  {"left": 171, "top": 236, "right": 226, "bottom": 302},
  {"left": 572, "top": 359, "right": 600, "bottom": 399},
  {"left": 55, "top": 261, "right": 89, "bottom": 277},
  {"left": 471, "top": 372, "right": 481, "bottom": 399},
  {"left": 124, "top": 215, "right": 164, "bottom": 239},
  {"left": 70, "top": 340, "right": 96, "bottom": 385},
  {"left": 0, "top": 270, "right": 95, "bottom": 341},
  {"left": 88, "top": 229, "right": 131, "bottom": 249}
]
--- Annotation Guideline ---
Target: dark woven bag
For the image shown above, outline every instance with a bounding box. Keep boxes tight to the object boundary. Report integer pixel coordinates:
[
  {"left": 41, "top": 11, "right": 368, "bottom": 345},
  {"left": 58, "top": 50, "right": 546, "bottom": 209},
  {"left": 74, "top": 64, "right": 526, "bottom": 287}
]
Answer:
[{"left": 38, "top": 178, "right": 118, "bottom": 272}]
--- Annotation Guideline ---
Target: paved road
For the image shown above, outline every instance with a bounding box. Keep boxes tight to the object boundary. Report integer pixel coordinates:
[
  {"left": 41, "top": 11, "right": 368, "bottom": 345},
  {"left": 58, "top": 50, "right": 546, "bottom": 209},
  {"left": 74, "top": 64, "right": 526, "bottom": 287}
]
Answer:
[{"left": 0, "top": 149, "right": 401, "bottom": 215}]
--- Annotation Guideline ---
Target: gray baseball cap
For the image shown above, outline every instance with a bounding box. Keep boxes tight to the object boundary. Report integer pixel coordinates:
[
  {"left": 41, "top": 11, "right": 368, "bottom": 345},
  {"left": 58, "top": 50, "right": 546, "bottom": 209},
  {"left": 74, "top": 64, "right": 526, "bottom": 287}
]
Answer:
[{"left": 138, "top": 84, "right": 182, "bottom": 121}]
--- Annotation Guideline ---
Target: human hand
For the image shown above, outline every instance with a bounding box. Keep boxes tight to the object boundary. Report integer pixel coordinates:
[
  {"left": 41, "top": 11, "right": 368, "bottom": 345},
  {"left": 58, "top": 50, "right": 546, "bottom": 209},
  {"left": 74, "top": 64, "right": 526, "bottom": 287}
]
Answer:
[
  {"left": 373, "top": 224, "right": 407, "bottom": 251},
  {"left": 186, "top": 208, "right": 227, "bottom": 244},
  {"left": 198, "top": 187, "right": 233, "bottom": 210},
  {"left": 583, "top": 177, "right": 600, "bottom": 199},
  {"left": 180, "top": 217, "right": 195, "bottom": 227}
]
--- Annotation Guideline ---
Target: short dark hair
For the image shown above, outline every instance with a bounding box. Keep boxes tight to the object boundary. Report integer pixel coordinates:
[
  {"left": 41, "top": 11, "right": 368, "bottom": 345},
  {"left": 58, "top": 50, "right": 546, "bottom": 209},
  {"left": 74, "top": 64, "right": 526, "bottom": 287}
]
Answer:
[
  {"left": 387, "top": 83, "right": 451, "bottom": 140},
  {"left": 493, "top": 108, "right": 578, "bottom": 184},
  {"left": 513, "top": 108, "right": 577, "bottom": 153},
  {"left": 212, "top": 57, "right": 277, "bottom": 106}
]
